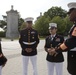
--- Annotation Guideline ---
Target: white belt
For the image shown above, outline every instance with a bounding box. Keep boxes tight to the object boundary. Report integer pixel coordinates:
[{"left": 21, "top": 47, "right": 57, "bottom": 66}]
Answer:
[{"left": 23, "top": 41, "right": 36, "bottom": 45}]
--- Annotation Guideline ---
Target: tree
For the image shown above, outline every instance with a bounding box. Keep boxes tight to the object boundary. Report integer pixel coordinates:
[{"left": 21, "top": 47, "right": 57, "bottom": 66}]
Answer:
[
  {"left": 44, "top": 6, "right": 67, "bottom": 19},
  {"left": 0, "top": 20, "right": 7, "bottom": 28},
  {"left": 34, "top": 6, "right": 68, "bottom": 36},
  {"left": 20, "top": 22, "right": 26, "bottom": 30},
  {"left": 64, "top": 16, "right": 73, "bottom": 35},
  {"left": 18, "top": 18, "right": 24, "bottom": 30},
  {"left": 50, "top": 16, "right": 66, "bottom": 35},
  {"left": 34, "top": 16, "right": 50, "bottom": 36}
]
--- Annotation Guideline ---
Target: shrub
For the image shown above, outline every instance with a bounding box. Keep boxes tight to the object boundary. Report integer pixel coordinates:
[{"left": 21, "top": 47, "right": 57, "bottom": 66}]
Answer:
[{"left": 0, "top": 32, "right": 6, "bottom": 37}]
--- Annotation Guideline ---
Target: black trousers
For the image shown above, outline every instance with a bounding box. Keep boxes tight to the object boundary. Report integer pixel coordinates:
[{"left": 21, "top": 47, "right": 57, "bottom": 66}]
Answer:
[{"left": 67, "top": 51, "right": 76, "bottom": 75}]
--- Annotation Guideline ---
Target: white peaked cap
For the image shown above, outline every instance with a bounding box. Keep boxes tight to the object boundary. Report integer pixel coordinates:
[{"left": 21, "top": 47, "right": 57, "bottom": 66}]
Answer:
[
  {"left": 68, "top": 2, "right": 76, "bottom": 9},
  {"left": 25, "top": 17, "right": 34, "bottom": 22},
  {"left": 49, "top": 23, "right": 57, "bottom": 29}
]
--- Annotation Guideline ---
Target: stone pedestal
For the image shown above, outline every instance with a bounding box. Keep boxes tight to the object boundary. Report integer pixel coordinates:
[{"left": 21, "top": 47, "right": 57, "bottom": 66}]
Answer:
[{"left": 6, "top": 5, "right": 19, "bottom": 39}]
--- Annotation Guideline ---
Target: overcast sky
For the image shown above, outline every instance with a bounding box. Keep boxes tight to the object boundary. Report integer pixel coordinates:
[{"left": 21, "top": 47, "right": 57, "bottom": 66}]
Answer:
[{"left": 0, "top": 0, "right": 76, "bottom": 21}]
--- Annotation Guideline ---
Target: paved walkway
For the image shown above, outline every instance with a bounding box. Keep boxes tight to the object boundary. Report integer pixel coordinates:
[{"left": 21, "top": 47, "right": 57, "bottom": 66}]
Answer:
[{"left": 1, "top": 39, "right": 70, "bottom": 75}]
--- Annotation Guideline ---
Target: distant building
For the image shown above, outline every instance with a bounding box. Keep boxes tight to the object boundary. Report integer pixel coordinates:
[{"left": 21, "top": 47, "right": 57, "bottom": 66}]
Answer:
[
  {"left": 37, "top": 12, "right": 42, "bottom": 20},
  {"left": 34, "top": 12, "right": 43, "bottom": 23}
]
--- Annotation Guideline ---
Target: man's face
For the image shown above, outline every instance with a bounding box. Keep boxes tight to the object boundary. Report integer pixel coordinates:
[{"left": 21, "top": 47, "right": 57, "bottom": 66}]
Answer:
[
  {"left": 68, "top": 8, "right": 76, "bottom": 21},
  {"left": 49, "top": 27, "right": 57, "bottom": 34},
  {"left": 26, "top": 21, "right": 32, "bottom": 28}
]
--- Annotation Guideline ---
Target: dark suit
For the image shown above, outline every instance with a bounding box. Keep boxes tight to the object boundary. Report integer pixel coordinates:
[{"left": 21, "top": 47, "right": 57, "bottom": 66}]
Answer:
[
  {"left": 19, "top": 28, "right": 39, "bottom": 56},
  {"left": 55, "top": 24, "right": 76, "bottom": 75},
  {"left": 44, "top": 34, "right": 64, "bottom": 75},
  {"left": 19, "top": 28, "right": 39, "bottom": 75},
  {"left": 67, "top": 51, "right": 76, "bottom": 75},
  {"left": 45, "top": 34, "right": 64, "bottom": 62},
  {"left": 67, "top": 25, "right": 76, "bottom": 75}
]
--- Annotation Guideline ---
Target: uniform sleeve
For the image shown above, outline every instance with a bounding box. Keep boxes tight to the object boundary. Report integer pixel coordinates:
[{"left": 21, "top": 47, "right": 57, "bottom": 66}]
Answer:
[
  {"left": 44, "top": 37, "right": 48, "bottom": 48},
  {"left": 61, "top": 36, "right": 64, "bottom": 43},
  {"left": 55, "top": 26, "right": 76, "bottom": 53},
  {"left": 36, "top": 32, "right": 39, "bottom": 45},
  {"left": 56, "top": 36, "right": 76, "bottom": 53},
  {"left": 19, "top": 31, "right": 25, "bottom": 50},
  {"left": 64, "top": 36, "right": 76, "bottom": 49}
]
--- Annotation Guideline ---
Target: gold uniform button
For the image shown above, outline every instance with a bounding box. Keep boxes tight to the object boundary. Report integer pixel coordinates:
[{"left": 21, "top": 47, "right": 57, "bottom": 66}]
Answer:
[
  {"left": 28, "top": 32, "right": 30, "bottom": 33},
  {"left": 28, "top": 38, "right": 30, "bottom": 40},
  {"left": 28, "top": 34, "right": 30, "bottom": 35}
]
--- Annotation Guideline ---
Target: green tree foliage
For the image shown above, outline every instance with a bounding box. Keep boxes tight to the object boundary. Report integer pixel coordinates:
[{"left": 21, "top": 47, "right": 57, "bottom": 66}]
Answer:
[
  {"left": 20, "top": 22, "right": 35, "bottom": 31},
  {"left": 20, "top": 22, "right": 26, "bottom": 30},
  {"left": 19, "top": 6, "right": 74, "bottom": 36},
  {"left": 18, "top": 18, "right": 24, "bottom": 30},
  {"left": 44, "top": 6, "right": 67, "bottom": 19},
  {"left": 50, "top": 16, "right": 66, "bottom": 35},
  {"left": 64, "top": 16, "right": 73, "bottom": 35},
  {"left": 0, "top": 20, "right": 7, "bottom": 28},
  {"left": 34, "top": 16, "right": 50, "bottom": 36},
  {"left": 34, "top": 6, "right": 68, "bottom": 36}
]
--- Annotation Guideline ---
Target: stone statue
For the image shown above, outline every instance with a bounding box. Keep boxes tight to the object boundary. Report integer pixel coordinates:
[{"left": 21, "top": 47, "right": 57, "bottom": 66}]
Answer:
[{"left": 6, "top": 5, "right": 19, "bottom": 40}]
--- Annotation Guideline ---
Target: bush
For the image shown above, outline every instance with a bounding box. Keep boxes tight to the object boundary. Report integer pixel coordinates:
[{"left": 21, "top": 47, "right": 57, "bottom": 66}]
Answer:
[{"left": 0, "top": 32, "right": 6, "bottom": 37}]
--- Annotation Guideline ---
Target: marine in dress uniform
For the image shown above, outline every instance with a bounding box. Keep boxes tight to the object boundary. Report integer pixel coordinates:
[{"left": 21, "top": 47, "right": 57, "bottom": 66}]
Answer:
[
  {"left": 44, "top": 23, "right": 64, "bottom": 75},
  {"left": 19, "top": 17, "right": 39, "bottom": 75},
  {"left": 50, "top": 2, "right": 76, "bottom": 75}
]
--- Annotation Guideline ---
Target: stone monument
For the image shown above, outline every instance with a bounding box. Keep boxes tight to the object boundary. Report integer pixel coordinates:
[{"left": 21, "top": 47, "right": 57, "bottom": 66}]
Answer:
[{"left": 6, "top": 5, "right": 19, "bottom": 40}]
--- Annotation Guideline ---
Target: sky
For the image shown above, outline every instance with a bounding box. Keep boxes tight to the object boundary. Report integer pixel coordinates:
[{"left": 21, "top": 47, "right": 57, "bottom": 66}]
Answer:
[{"left": 0, "top": 0, "right": 76, "bottom": 21}]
